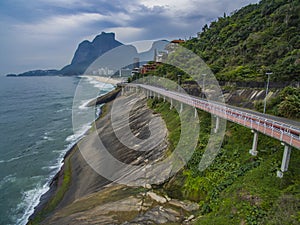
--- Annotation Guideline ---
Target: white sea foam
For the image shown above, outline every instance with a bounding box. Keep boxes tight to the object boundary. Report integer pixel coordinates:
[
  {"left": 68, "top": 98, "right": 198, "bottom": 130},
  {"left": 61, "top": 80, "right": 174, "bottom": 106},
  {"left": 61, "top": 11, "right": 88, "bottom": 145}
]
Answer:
[
  {"left": 43, "top": 135, "right": 54, "bottom": 141},
  {"left": 83, "top": 75, "right": 114, "bottom": 90},
  {"left": 56, "top": 107, "right": 71, "bottom": 113},
  {"left": 16, "top": 75, "right": 113, "bottom": 225},
  {"left": 78, "top": 98, "right": 94, "bottom": 110},
  {"left": 42, "top": 164, "right": 61, "bottom": 172},
  {"left": 16, "top": 182, "right": 50, "bottom": 225},
  {"left": 16, "top": 151, "right": 67, "bottom": 225},
  {"left": 16, "top": 145, "right": 72, "bottom": 225},
  {"left": 0, "top": 152, "right": 37, "bottom": 164},
  {"left": 65, "top": 123, "right": 92, "bottom": 143}
]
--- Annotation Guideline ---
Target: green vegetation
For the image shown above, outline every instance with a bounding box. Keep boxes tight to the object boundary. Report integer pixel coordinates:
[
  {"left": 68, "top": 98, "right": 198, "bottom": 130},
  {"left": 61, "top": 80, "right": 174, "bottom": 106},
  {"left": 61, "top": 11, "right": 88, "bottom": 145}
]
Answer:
[
  {"left": 131, "top": 0, "right": 299, "bottom": 83},
  {"left": 147, "top": 98, "right": 181, "bottom": 154},
  {"left": 256, "top": 86, "right": 300, "bottom": 119},
  {"left": 183, "top": 0, "right": 300, "bottom": 82},
  {"left": 148, "top": 97, "right": 300, "bottom": 225}
]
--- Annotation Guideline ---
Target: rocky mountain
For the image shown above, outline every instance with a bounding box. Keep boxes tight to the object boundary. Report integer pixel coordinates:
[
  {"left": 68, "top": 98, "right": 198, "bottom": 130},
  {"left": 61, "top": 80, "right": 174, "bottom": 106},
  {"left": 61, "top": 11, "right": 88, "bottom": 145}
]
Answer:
[
  {"left": 8, "top": 32, "right": 123, "bottom": 77},
  {"left": 7, "top": 31, "right": 171, "bottom": 77},
  {"left": 60, "top": 32, "right": 123, "bottom": 75}
]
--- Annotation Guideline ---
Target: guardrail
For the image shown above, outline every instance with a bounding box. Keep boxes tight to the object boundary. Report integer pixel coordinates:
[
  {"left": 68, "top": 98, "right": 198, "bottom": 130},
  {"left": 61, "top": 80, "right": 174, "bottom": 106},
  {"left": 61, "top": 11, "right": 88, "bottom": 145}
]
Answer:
[{"left": 132, "top": 84, "right": 300, "bottom": 150}]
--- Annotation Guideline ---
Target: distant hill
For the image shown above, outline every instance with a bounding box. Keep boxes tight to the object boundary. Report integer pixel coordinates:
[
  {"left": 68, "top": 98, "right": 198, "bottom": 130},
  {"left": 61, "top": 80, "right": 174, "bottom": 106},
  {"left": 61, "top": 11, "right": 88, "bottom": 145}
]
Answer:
[
  {"left": 183, "top": 0, "right": 300, "bottom": 82},
  {"left": 7, "top": 69, "right": 60, "bottom": 77}
]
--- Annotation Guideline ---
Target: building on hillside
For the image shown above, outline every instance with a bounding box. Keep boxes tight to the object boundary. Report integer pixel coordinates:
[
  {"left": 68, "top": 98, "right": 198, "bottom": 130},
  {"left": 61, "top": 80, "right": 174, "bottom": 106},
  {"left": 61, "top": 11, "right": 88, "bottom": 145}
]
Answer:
[
  {"left": 170, "top": 39, "right": 185, "bottom": 44},
  {"left": 166, "top": 39, "right": 185, "bottom": 53},
  {"left": 140, "top": 62, "right": 162, "bottom": 75},
  {"left": 131, "top": 67, "right": 140, "bottom": 76}
]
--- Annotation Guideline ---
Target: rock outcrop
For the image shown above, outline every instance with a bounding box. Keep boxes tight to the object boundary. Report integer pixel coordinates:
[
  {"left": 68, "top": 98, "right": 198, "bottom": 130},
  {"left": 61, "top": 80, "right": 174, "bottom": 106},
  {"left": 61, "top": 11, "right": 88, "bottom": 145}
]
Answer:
[{"left": 37, "top": 91, "right": 198, "bottom": 224}]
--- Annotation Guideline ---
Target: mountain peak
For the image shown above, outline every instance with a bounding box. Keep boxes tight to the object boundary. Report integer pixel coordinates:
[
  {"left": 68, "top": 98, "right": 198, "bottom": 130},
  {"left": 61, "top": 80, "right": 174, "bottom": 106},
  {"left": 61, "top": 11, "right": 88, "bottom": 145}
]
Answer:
[{"left": 93, "top": 32, "right": 116, "bottom": 43}]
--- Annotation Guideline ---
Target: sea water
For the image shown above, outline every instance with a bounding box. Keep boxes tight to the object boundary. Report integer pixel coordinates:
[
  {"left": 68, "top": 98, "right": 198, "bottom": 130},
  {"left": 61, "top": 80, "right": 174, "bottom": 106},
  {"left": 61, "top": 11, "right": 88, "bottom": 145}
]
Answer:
[{"left": 0, "top": 75, "right": 114, "bottom": 224}]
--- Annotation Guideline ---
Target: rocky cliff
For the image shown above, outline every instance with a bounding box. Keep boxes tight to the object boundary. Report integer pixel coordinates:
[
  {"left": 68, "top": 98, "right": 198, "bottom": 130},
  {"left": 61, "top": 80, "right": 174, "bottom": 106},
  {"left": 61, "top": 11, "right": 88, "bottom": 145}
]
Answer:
[{"left": 28, "top": 91, "right": 200, "bottom": 224}]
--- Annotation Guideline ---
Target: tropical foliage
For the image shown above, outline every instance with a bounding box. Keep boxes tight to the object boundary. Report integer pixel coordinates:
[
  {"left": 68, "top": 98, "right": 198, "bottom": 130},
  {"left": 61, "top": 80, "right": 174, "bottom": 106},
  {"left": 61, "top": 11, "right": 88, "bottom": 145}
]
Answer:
[
  {"left": 131, "top": 1, "right": 299, "bottom": 84},
  {"left": 183, "top": 0, "right": 300, "bottom": 82}
]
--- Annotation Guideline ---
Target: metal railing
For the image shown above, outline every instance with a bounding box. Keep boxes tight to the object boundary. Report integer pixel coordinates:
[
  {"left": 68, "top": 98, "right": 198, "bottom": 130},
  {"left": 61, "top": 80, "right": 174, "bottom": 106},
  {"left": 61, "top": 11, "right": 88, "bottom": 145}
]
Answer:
[{"left": 132, "top": 84, "right": 300, "bottom": 150}]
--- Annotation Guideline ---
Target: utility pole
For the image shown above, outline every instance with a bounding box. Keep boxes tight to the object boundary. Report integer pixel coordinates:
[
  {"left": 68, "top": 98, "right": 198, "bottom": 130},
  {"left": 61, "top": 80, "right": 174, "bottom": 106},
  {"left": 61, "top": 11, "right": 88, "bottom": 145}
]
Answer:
[{"left": 263, "top": 72, "right": 272, "bottom": 114}]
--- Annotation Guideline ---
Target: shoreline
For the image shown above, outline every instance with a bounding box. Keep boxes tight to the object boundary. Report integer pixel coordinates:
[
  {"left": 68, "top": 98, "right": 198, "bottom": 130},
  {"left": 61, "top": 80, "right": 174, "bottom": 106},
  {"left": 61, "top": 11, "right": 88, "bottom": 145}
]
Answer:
[
  {"left": 80, "top": 75, "right": 127, "bottom": 86},
  {"left": 28, "top": 88, "right": 179, "bottom": 224},
  {"left": 27, "top": 86, "right": 120, "bottom": 224}
]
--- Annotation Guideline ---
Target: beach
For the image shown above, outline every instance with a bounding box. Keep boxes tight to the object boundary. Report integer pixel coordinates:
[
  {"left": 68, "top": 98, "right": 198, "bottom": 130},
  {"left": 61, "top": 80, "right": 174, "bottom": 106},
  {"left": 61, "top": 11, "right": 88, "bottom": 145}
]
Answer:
[{"left": 80, "top": 75, "right": 127, "bottom": 86}]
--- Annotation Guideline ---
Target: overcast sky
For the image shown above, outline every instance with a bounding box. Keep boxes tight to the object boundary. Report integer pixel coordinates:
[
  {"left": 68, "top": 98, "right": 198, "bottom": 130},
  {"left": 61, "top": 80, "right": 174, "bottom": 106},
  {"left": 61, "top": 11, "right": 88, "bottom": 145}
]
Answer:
[{"left": 0, "top": 0, "right": 260, "bottom": 75}]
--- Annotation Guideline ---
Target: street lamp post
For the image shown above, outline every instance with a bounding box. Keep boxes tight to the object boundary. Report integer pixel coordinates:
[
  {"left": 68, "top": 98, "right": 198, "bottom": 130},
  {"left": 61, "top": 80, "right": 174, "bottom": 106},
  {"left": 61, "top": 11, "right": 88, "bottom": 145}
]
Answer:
[
  {"left": 202, "top": 74, "right": 207, "bottom": 98},
  {"left": 263, "top": 72, "right": 272, "bottom": 114},
  {"left": 177, "top": 74, "right": 181, "bottom": 92}
]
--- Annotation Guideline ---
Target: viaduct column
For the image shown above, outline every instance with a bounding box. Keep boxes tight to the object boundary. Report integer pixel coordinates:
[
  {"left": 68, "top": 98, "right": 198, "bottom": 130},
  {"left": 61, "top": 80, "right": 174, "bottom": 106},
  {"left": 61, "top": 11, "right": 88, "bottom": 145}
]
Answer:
[
  {"left": 249, "top": 130, "right": 259, "bottom": 156},
  {"left": 214, "top": 116, "right": 220, "bottom": 133},
  {"left": 277, "top": 144, "right": 292, "bottom": 178}
]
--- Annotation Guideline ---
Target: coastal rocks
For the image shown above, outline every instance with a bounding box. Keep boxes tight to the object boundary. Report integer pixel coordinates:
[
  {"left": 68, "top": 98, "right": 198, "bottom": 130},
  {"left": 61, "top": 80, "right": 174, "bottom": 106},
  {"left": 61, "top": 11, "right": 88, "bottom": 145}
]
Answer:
[
  {"left": 169, "top": 199, "right": 200, "bottom": 212},
  {"left": 86, "top": 87, "right": 121, "bottom": 107},
  {"left": 33, "top": 91, "right": 200, "bottom": 224},
  {"left": 146, "top": 191, "right": 167, "bottom": 204},
  {"left": 123, "top": 206, "right": 181, "bottom": 224},
  {"left": 42, "top": 184, "right": 193, "bottom": 225},
  {"left": 223, "top": 88, "right": 281, "bottom": 109}
]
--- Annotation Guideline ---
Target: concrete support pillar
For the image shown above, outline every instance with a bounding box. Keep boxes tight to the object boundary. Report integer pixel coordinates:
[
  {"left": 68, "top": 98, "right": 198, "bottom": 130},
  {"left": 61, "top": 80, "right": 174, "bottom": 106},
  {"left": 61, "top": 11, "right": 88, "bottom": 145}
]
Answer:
[
  {"left": 163, "top": 95, "right": 166, "bottom": 102},
  {"left": 170, "top": 98, "right": 173, "bottom": 109},
  {"left": 249, "top": 130, "right": 259, "bottom": 156},
  {"left": 194, "top": 108, "right": 197, "bottom": 118},
  {"left": 121, "top": 87, "right": 124, "bottom": 96},
  {"left": 214, "top": 116, "right": 220, "bottom": 133},
  {"left": 277, "top": 144, "right": 292, "bottom": 178},
  {"left": 180, "top": 103, "right": 183, "bottom": 114}
]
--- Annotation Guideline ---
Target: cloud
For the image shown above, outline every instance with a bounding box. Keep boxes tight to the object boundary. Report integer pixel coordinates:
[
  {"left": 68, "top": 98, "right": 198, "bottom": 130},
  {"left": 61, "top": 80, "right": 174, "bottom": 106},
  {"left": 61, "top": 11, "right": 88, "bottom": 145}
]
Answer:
[
  {"left": 104, "top": 27, "right": 146, "bottom": 43},
  {"left": 0, "top": 0, "right": 260, "bottom": 74},
  {"left": 14, "top": 13, "right": 107, "bottom": 36}
]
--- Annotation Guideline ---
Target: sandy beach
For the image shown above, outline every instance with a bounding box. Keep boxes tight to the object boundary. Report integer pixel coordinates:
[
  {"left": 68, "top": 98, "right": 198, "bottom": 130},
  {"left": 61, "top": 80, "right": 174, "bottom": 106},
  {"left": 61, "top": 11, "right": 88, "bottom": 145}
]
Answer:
[{"left": 81, "top": 75, "right": 127, "bottom": 86}]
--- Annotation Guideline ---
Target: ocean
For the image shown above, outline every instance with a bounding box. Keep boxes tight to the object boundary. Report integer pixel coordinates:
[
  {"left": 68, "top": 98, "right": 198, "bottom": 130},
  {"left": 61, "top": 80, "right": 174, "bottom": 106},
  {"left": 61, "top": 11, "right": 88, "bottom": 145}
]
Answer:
[{"left": 0, "top": 75, "right": 114, "bottom": 225}]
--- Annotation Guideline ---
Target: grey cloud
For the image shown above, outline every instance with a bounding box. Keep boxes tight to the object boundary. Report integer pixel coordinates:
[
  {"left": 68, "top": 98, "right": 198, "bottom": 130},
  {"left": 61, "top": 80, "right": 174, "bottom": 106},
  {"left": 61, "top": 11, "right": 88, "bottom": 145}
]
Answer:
[{"left": 0, "top": 0, "right": 260, "bottom": 74}]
